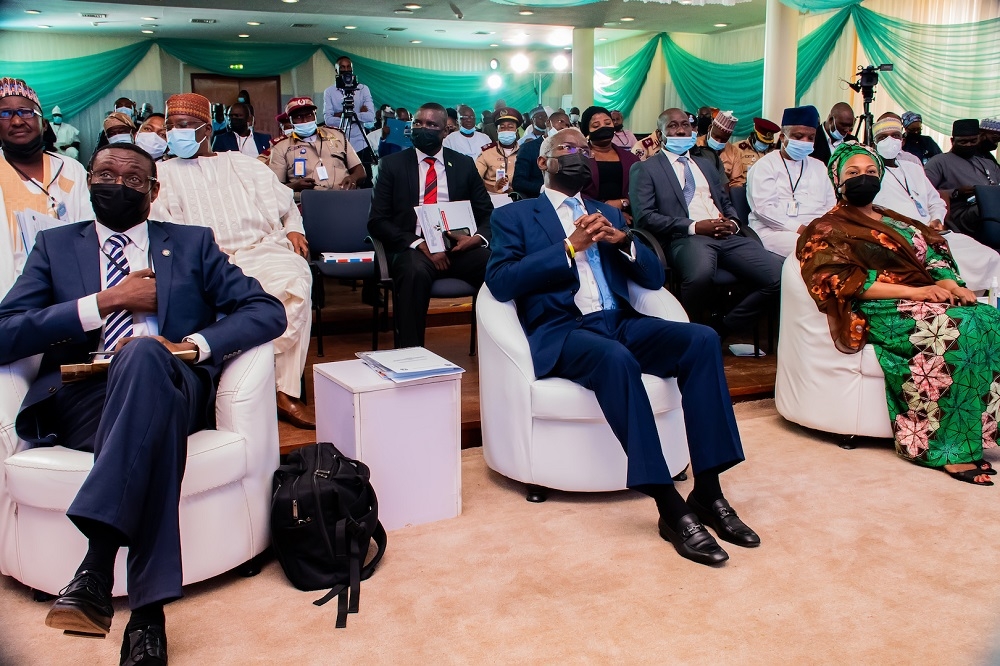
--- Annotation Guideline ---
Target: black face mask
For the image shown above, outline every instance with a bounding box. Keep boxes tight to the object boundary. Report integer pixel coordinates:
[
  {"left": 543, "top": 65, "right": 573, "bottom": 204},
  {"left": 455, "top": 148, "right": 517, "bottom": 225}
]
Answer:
[
  {"left": 613, "top": 123, "right": 624, "bottom": 132},
  {"left": 548, "top": 152, "right": 592, "bottom": 193},
  {"left": 410, "top": 127, "right": 443, "bottom": 155},
  {"left": 2, "top": 133, "right": 44, "bottom": 161},
  {"left": 697, "top": 115, "right": 712, "bottom": 136},
  {"left": 589, "top": 126, "right": 615, "bottom": 146},
  {"left": 953, "top": 143, "right": 978, "bottom": 159},
  {"left": 840, "top": 174, "right": 881, "bottom": 207},
  {"left": 229, "top": 118, "right": 249, "bottom": 135},
  {"left": 979, "top": 140, "right": 999, "bottom": 154},
  {"left": 90, "top": 183, "right": 150, "bottom": 233}
]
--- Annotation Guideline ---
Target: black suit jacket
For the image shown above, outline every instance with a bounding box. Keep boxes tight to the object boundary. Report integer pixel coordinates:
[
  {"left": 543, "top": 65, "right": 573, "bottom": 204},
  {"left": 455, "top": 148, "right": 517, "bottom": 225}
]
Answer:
[
  {"left": 367, "top": 147, "right": 494, "bottom": 254},
  {"left": 0, "top": 220, "right": 286, "bottom": 444},
  {"left": 212, "top": 130, "right": 272, "bottom": 154},
  {"left": 511, "top": 136, "right": 544, "bottom": 199},
  {"left": 811, "top": 127, "right": 854, "bottom": 167},
  {"left": 629, "top": 151, "right": 738, "bottom": 244}
]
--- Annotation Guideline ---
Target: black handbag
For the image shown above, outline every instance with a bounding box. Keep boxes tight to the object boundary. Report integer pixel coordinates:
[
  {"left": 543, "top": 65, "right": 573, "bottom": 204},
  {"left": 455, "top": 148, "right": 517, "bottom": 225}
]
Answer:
[{"left": 271, "top": 442, "right": 387, "bottom": 628}]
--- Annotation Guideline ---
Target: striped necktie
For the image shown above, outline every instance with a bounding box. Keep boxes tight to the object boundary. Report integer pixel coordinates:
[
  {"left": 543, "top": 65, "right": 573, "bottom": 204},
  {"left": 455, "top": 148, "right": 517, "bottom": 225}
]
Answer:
[
  {"left": 676, "top": 155, "right": 696, "bottom": 207},
  {"left": 564, "top": 197, "right": 616, "bottom": 311},
  {"left": 103, "top": 233, "right": 133, "bottom": 354},
  {"left": 423, "top": 157, "right": 438, "bottom": 204}
]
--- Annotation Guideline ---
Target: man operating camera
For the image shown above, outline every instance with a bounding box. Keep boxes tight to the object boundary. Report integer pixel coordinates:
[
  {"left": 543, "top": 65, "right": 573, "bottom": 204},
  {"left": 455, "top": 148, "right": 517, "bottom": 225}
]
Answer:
[{"left": 323, "top": 56, "right": 376, "bottom": 179}]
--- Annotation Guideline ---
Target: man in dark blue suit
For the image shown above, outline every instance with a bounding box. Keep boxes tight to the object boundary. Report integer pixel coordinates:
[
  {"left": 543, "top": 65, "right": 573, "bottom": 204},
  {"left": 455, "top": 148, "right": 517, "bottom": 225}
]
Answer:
[
  {"left": 210, "top": 102, "right": 272, "bottom": 157},
  {"left": 487, "top": 128, "right": 759, "bottom": 566},
  {"left": 0, "top": 143, "right": 286, "bottom": 665},
  {"left": 630, "top": 108, "right": 781, "bottom": 337}
]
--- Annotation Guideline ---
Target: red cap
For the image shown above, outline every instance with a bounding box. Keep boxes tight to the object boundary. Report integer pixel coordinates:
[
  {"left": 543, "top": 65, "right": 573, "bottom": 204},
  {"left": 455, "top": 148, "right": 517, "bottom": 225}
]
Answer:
[{"left": 284, "top": 97, "right": 317, "bottom": 116}]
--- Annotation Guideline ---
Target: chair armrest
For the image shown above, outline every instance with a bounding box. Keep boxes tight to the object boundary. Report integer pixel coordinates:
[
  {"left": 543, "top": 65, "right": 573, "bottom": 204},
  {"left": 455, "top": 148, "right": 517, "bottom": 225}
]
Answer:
[
  {"left": 627, "top": 284, "right": 690, "bottom": 323},
  {"left": 476, "top": 284, "right": 536, "bottom": 382},
  {"left": 0, "top": 355, "right": 41, "bottom": 462},
  {"left": 366, "top": 236, "right": 392, "bottom": 283},
  {"left": 632, "top": 228, "right": 667, "bottom": 268},
  {"left": 215, "top": 343, "right": 278, "bottom": 476}
]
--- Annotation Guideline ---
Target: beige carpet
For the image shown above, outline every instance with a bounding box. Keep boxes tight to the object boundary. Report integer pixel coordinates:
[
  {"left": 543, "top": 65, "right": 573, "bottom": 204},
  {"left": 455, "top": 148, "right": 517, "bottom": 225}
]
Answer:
[{"left": 2, "top": 400, "right": 999, "bottom": 665}]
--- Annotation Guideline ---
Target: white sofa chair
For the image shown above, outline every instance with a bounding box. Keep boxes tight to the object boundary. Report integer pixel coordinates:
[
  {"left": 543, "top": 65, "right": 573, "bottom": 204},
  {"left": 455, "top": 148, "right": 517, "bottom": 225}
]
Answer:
[
  {"left": 775, "top": 254, "right": 892, "bottom": 440},
  {"left": 0, "top": 343, "right": 279, "bottom": 597},
  {"left": 477, "top": 283, "right": 692, "bottom": 502}
]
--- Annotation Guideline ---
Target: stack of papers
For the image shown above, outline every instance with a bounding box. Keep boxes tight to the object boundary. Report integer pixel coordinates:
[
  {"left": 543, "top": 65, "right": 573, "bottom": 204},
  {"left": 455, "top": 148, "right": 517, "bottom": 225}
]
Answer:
[
  {"left": 414, "top": 201, "right": 478, "bottom": 254},
  {"left": 356, "top": 347, "right": 464, "bottom": 383},
  {"left": 321, "top": 251, "right": 374, "bottom": 263},
  {"left": 16, "top": 208, "right": 66, "bottom": 253}
]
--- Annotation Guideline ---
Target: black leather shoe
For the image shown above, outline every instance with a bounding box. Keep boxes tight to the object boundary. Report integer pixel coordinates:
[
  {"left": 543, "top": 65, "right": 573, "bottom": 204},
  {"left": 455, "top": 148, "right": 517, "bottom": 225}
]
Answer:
[
  {"left": 44, "top": 570, "right": 114, "bottom": 637},
  {"left": 688, "top": 495, "right": 761, "bottom": 548},
  {"left": 658, "top": 513, "right": 729, "bottom": 566},
  {"left": 121, "top": 623, "right": 168, "bottom": 666}
]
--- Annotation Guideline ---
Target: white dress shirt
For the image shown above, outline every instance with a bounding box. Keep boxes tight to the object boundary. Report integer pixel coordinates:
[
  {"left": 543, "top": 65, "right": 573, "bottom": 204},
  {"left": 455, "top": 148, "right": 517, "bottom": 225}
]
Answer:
[
  {"left": 411, "top": 148, "right": 487, "bottom": 251},
  {"left": 442, "top": 130, "right": 492, "bottom": 159},
  {"left": 875, "top": 161, "right": 947, "bottom": 224},
  {"left": 236, "top": 132, "right": 260, "bottom": 158},
  {"left": 662, "top": 149, "right": 722, "bottom": 234},
  {"left": 77, "top": 221, "right": 210, "bottom": 359}
]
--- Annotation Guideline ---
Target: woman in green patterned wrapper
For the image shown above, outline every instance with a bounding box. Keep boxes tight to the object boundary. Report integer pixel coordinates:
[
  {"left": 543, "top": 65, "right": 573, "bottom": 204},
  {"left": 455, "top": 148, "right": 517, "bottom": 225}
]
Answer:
[{"left": 797, "top": 141, "right": 1000, "bottom": 486}]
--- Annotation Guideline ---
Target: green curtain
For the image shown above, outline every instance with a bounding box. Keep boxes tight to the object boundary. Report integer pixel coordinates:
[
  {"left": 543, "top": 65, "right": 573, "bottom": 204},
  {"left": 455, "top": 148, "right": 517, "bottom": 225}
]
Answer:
[
  {"left": 0, "top": 41, "right": 152, "bottom": 118},
  {"left": 320, "top": 47, "right": 550, "bottom": 114},
  {"left": 157, "top": 39, "right": 316, "bottom": 78},
  {"left": 594, "top": 34, "right": 661, "bottom": 117},
  {"left": 661, "top": 6, "right": 851, "bottom": 136},
  {"left": 851, "top": 6, "right": 1000, "bottom": 135},
  {"left": 491, "top": 0, "right": 605, "bottom": 5},
  {"left": 779, "top": 0, "right": 861, "bottom": 11}
]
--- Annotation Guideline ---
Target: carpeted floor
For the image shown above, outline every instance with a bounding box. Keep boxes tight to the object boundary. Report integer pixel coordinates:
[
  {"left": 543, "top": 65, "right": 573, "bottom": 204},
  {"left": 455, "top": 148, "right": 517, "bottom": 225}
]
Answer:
[{"left": 2, "top": 400, "right": 998, "bottom": 665}]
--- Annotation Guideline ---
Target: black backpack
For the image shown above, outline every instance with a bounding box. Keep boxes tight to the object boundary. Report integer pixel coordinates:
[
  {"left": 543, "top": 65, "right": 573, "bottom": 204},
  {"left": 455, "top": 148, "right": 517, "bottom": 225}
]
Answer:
[{"left": 271, "top": 442, "right": 387, "bottom": 628}]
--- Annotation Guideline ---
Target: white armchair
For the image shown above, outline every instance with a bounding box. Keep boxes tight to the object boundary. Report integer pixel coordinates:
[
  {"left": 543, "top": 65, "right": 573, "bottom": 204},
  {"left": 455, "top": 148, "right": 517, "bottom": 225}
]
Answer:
[
  {"left": 477, "top": 283, "right": 692, "bottom": 501},
  {"left": 775, "top": 254, "right": 892, "bottom": 440},
  {"left": 0, "top": 343, "right": 279, "bottom": 597}
]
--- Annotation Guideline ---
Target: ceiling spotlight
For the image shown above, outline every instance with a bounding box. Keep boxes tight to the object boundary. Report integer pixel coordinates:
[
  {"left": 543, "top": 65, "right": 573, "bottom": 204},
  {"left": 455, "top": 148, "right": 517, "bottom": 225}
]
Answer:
[
  {"left": 449, "top": 2, "right": 464, "bottom": 19},
  {"left": 238, "top": 34, "right": 250, "bottom": 38},
  {"left": 518, "top": 10, "right": 533, "bottom": 15},
  {"left": 620, "top": 17, "right": 635, "bottom": 21},
  {"left": 247, "top": 21, "right": 261, "bottom": 26},
  {"left": 410, "top": 40, "right": 422, "bottom": 43},
  {"left": 714, "top": 23, "right": 729, "bottom": 27},
  {"left": 489, "top": 43, "right": 498, "bottom": 47},
  {"left": 489, "top": 58, "right": 499, "bottom": 70},
  {"left": 404, "top": 3, "right": 423, "bottom": 8},
  {"left": 37, "top": 24, "right": 51, "bottom": 28},
  {"left": 281, "top": 0, "right": 299, "bottom": 3},
  {"left": 598, "top": 37, "right": 607, "bottom": 41},
  {"left": 552, "top": 55, "right": 569, "bottom": 71},
  {"left": 345, "top": 25, "right": 357, "bottom": 29},
  {"left": 487, "top": 74, "right": 503, "bottom": 90},
  {"left": 24, "top": 9, "right": 42, "bottom": 14},
  {"left": 141, "top": 16, "right": 158, "bottom": 20},
  {"left": 141, "top": 30, "right": 154, "bottom": 34},
  {"left": 679, "top": 0, "right": 692, "bottom": 4},
  {"left": 327, "top": 36, "right": 339, "bottom": 40},
  {"left": 510, "top": 53, "right": 530, "bottom": 73}
]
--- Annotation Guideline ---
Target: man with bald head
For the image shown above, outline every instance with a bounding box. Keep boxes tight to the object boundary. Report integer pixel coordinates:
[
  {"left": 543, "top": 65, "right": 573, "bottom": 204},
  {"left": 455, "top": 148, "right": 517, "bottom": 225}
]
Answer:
[
  {"left": 812, "top": 101, "right": 855, "bottom": 165},
  {"left": 488, "top": 127, "right": 757, "bottom": 566},
  {"left": 443, "top": 104, "right": 492, "bottom": 158},
  {"left": 630, "top": 108, "right": 782, "bottom": 338}
]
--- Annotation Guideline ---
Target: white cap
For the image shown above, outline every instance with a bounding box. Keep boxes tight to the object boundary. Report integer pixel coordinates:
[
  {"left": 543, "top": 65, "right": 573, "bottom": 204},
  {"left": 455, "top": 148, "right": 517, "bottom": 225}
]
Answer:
[{"left": 52, "top": 105, "right": 62, "bottom": 115}]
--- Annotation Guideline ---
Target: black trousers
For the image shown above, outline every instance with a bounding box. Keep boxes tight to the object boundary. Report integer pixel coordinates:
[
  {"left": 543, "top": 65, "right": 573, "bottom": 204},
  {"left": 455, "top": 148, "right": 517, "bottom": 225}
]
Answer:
[
  {"left": 390, "top": 245, "right": 490, "bottom": 347},
  {"left": 39, "top": 338, "right": 210, "bottom": 608}
]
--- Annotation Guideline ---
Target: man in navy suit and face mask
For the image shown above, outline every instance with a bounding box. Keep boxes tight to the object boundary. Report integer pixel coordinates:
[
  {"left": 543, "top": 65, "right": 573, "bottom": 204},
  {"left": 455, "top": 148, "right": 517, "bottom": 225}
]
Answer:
[
  {"left": 0, "top": 143, "right": 285, "bottom": 665},
  {"left": 486, "top": 128, "right": 759, "bottom": 567}
]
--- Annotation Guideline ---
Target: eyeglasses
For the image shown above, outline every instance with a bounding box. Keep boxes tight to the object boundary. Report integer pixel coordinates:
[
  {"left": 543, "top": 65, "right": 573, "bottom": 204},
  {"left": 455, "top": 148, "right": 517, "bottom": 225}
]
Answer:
[
  {"left": 0, "top": 108, "right": 40, "bottom": 121},
  {"left": 550, "top": 144, "right": 592, "bottom": 158},
  {"left": 90, "top": 170, "right": 157, "bottom": 193}
]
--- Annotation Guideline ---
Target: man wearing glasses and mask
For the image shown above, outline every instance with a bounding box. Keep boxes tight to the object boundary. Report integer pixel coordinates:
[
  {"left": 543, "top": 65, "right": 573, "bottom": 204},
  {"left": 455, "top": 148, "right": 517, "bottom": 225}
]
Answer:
[
  {"left": 0, "top": 78, "right": 94, "bottom": 296},
  {"left": 486, "top": 127, "right": 757, "bottom": 567}
]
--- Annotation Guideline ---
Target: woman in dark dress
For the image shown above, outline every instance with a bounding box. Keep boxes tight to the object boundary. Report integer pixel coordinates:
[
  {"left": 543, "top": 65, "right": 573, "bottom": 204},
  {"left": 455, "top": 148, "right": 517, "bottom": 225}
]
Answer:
[{"left": 579, "top": 106, "right": 640, "bottom": 225}]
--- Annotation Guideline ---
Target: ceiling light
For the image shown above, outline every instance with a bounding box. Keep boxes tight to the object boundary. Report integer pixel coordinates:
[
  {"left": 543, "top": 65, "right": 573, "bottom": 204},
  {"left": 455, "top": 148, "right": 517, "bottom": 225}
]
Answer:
[
  {"left": 552, "top": 54, "right": 569, "bottom": 71},
  {"left": 679, "top": 0, "right": 692, "bottom": 4},
  {"left": 598, "top": 37, "right": 607, "bottom": 41},
  {"left": 489, "top": 43, "right": 498, "bottom": 47},
  {"left": 282, "top": 0, "right": 298, "bottom": 3},
  {"left": 247, "top": 21, "right": 261, "bottom": 26},
  {"left": 621, "top": 17, "right": 635, "bottom": 21},
  {"left": 410, "top": 40, "right": 422, "bottom": 43},
  {"left": 519, "top": 10, "right": 533, "bottom": 15},
  {"left": 487, "top": 74, "right": 503, "bottom": 90},
  {"left": 404, "top": 3, "right": 422, "bottom": 8},
  {"left": 25, "top": 9, "right": 41, "bottom": 14},
  {"left": 714, "top": 23, "right": 728, "bottom": 27},
  {"left": 141, "top": 30, "right": 155, "bottom": 34},
  {"left": 511, "top": 53, "right": 530, "bottom": 73},
  {"left": 238, "top": 34, "right": 250, "bottom": 38},
  {"left": 489, "top": 58, "right": 499, "bottom": 70},
  {"left": 395, "top": 9, "right": 413, "bottom": 14},
  {"left": 141, "top": 16, "right": 158, "bottom": 20},
  {"left": 327, "top": 36, "right": 339, "bottom": 40},
  {"left": 37, "top": 25, "right": 51, "bottom": 28},
  {"left": 345, "top": 25, "right": 356, "bottom": 29}
]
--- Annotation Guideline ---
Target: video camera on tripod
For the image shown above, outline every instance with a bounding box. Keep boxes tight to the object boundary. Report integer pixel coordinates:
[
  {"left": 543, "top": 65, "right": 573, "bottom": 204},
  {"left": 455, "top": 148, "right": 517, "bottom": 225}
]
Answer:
[
  {"left": 845, "top": 63, "right": 893, "bottom": 146},
  {"left": 336, "top": 72, "right": 359, "bottom": 115}
]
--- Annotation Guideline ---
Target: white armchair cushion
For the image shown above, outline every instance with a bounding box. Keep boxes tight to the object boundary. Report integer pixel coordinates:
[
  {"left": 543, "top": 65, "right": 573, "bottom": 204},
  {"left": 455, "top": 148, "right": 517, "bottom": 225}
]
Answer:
[{"left": 531, "top": 375, "right": 681, "bottom": 421}]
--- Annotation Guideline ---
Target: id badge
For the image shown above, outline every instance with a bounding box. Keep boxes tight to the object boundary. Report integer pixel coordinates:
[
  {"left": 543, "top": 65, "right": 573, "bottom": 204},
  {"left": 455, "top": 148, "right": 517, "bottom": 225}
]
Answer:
[
  {"left": 786, "top": 200, "right": 799, "bottom": 217},
  {"left": 316, "top": 163, "right": 329, "bottom": 181},
  {"left": 55, "top": 201, "right": 67, "bottom": 220},
  {"left": 914, "top": 199, "right": 927, "bottom": 217},
  {"left": 293, "top": 158, "right": 307, "bottom": 178}
]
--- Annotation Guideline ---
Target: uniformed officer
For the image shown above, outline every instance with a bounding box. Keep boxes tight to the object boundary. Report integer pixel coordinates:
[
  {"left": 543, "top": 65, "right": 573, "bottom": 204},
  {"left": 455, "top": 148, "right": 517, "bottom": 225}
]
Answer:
[
  {"left": 721, "top": 117, "right": 781, "bottom": 188},
  {"left": 268, "top": 97, "right": 365, "bottom": 197},
  {"left": 475, "top": 107, "right": 522, "bottom": 194}
]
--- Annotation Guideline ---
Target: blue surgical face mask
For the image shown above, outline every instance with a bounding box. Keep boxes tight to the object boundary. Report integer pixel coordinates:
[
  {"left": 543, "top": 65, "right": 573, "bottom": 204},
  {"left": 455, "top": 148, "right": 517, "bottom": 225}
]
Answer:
[
  {"left": 166, "top": 126, "right": 206, "bottom": 159},
  {"left": 115, "top": 106, "right": 133, "bottom": 116},
  {"left": 830, "top": 126, "right": 844, "bottom": 141},
  {"left": 363, "top": 121, "right": 375, "bottom": 131},
  {"left": 460, "top": 126, "right": 475, "bottom": 137},
  {"left": 664, "top": 133, "right": 697, "bottom": 155},
  {"left": 753, "top": 139, "right": 769, "bottom": 152},
  {"left": 135, "top": 132, "right": 167, "bottom": 160},
  {"left": 293, "top": 120, "right": 318, "bottom": 138},
  {"left": 497, "top": 130, "right": 517, "bottom": 146},
  {"left": 52, "top": 115, "right": 62, "bottom": 125},
  {"left": 108, "top": 133, "right": 133, "bottom": 145},
  {"left": 282, "top": 127, "right": 294, "bottom": 137},
  {"left": 707, "top": 136, "right": 727, "bottom": 152},
  {"left": 784, "top": 137, "right": 814, "bottom": 161},
  {"left": 211, "top": 119, "right": 228, "bottom": 133}
]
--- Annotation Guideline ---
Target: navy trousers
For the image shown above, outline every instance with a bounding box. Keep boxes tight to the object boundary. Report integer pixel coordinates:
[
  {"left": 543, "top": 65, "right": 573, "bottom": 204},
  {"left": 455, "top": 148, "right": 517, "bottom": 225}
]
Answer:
[
  {"left": 40, "top": 338, "right": 210, "bottom": 609},
  {"left": 547, "top": 310, "right": 744, "bottom": 487}
]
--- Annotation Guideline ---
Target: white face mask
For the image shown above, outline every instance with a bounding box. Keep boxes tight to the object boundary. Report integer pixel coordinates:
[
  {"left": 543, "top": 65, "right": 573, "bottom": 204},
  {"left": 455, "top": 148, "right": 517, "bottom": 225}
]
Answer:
[
  {"left": 283, "top": 127, "right": 294, "bottom": 137},
  {"left": 876, "top": 136, "right": 902, "bottom": 160},
  {"left": 547, "top": 127, "right": 558, "bottom": 137},
  {"left": 135, "top": 132, "right": 167, "bottom": 159},
  {"left": 108, "top": 133, "right": 134, "bottom": 145}
]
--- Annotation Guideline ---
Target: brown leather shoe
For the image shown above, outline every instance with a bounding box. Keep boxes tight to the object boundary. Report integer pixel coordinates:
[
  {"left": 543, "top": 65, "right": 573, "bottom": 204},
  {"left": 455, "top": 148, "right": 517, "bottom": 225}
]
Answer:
[{"left": 276, "top": 392, "right": 315, "bottom": 429}]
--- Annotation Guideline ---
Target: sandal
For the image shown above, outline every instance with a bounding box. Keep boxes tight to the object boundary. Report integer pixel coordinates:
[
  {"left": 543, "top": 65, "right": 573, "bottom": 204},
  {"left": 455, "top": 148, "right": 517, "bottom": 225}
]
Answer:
[
  {"left": 945, "top": 467, "right": 995, "bottom": 486},
  {"left": 972, "top": 460, "right": 998, "bottom": 475}
]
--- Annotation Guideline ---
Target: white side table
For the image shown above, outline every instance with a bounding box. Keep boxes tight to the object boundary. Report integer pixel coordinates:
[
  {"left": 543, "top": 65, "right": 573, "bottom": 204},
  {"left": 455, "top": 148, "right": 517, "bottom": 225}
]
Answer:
[{"left": 313, "top": 359, "right": 462, "bottom": 531}]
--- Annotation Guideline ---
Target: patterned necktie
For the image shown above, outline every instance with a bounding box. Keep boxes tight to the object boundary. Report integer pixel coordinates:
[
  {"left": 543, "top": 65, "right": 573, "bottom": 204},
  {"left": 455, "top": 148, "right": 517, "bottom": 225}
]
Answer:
[
  {"left": 676, "top": 155, "right": 696, "bottom": 207},
  {"left": 564, "top": 197, "right": 616, "bottom": 311},
  {"left": 103, "top": 233, "right": 133, "bottom": 354},
  {"left": 423, "top": 157, "right": 438, "bottom": 204}
]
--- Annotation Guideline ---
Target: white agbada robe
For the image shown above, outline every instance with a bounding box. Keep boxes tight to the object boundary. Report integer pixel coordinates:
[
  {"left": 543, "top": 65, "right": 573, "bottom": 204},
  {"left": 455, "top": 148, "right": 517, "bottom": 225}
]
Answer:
[
  {"left": 151, "top": 151, "right": 311, "bottom": 398},
  {"left": 747, "top": 150, "right": 837, "bottom": 256},
  {"left": 442, "top": 130, "right": 492, "bottom": 159},
  {"left": 52, "top": 122, "right": 81, "bottom": 160},
  {"left": 875, "top": 160, "right": 1000, "bottom": 292}
]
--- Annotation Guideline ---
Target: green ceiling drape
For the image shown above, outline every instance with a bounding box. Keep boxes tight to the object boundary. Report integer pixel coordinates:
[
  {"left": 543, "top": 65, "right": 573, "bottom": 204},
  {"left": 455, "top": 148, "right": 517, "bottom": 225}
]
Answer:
[
  {"left": 779, "top": 0, "right": 862, "bottom": 11},
  {"left": 320, "top": 47, "right": 551, "bottom": 116},
  {"left": 156, "top": 39, "right": 317, "bottom": 78},
  {"left": 594, "top": 34, "right": 661, "bottom": 117},
  {"left": 851, "top": 6, "right": 1000, "bottom": 134},
  {"left": 0, "top": 41, "right": 152, "bottom": 119}
]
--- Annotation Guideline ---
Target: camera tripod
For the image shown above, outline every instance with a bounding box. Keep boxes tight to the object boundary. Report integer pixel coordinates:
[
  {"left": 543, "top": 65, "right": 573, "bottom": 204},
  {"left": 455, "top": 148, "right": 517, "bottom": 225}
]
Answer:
[{"left": 339, "top": 109, "right": 378, "bottom": 165}]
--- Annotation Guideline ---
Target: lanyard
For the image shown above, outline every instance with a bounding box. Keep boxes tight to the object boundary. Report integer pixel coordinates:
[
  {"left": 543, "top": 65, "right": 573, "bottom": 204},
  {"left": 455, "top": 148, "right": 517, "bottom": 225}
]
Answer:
[
  {"left": 7, "top": 153, "right": 65, "bottom": 211},
  {"left": 237, "top": 132, "right": 253, "bottom": 152},
  {"left": 496, "top": 144, "right": 517, "bottom": 173},
  {"left": 885, "top": 165, "right": 911, "bottom": 196},
  {"left": 781, "top": 158, "right": 805, "bottom": 199},
  {"left": 971, "top": 156, "right": 998, "bottom": 186}
]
